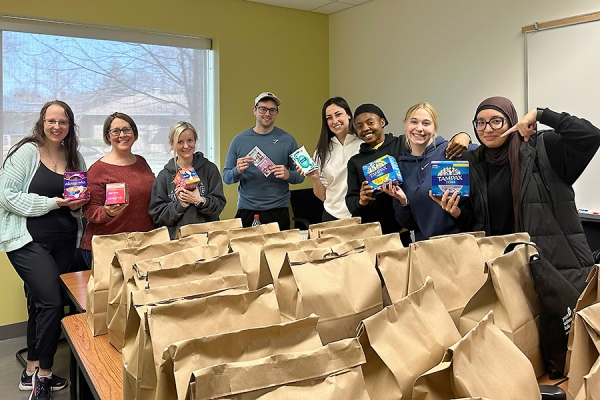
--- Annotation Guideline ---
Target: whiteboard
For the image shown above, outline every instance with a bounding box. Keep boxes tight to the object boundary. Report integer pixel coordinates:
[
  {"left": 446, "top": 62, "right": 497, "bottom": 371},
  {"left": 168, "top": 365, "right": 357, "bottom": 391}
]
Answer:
[{"left": 526, "top": 18, "right": 600, "bottom": 213}]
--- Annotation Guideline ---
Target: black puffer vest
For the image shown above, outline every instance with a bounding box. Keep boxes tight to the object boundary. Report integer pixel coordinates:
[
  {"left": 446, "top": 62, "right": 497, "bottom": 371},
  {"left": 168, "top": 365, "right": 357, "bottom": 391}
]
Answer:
[{"left": 467, "top": 133, "right": 593, "bottom": 291}]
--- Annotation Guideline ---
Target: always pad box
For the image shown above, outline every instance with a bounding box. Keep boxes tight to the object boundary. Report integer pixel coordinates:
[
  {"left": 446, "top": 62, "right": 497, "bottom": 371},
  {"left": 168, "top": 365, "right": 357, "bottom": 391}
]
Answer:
[
  {"left": 362, "top": 155, "right": 403, "bottom": 190},
  {"left": 431, "top": 161, "right": 470, "bottom": 197}
]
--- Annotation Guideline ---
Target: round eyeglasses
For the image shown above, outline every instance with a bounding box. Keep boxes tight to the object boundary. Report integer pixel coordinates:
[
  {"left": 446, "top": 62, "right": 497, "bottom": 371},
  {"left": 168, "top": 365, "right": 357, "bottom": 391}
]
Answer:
[{"left": 473, "top": 117, "right": 506, "bottom": 131}]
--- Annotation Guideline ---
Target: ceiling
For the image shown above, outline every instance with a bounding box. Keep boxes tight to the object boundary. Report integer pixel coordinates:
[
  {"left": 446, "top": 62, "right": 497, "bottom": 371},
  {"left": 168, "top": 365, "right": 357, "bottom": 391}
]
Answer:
[{"left": 245, "top": 0, "right": 372, "bottom": 14}]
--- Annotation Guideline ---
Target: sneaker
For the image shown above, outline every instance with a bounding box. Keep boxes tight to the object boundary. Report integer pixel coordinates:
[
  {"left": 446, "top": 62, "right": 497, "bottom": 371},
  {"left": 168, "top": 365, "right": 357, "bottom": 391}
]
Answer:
[
  {"left": 19, "top": 368, "right": 68, "bottom": 391},
  {"left": 28, "top": 368, "right": 50, "bottom": 400}
]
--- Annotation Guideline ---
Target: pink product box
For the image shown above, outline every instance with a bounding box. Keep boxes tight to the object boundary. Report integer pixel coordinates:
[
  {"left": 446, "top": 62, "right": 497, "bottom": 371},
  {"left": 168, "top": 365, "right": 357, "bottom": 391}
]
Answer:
[
  {"left": 105, "top": 183, "right": 129, "bottom": 205},
  {"left": 63, "top": 172, "right": 89, "bottom": 200}
]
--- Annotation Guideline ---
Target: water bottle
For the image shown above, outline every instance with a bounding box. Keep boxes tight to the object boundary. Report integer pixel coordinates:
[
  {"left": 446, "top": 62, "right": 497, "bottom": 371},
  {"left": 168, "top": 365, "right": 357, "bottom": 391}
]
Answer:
[{"left": 251, "top": 214, "right": 261, "bottom": 227}]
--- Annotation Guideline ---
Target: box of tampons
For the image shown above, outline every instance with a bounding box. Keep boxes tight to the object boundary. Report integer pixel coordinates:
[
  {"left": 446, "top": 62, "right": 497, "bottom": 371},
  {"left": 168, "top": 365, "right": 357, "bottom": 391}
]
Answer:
[
  {"left": 105, "top": 183, "right": 129, "bottom": 205},
  {"left": 431, "top": 161, "right": 470, "bottom": 197},
  {"left": 362, "top": 155, "right": 403, "bottom": 190}
]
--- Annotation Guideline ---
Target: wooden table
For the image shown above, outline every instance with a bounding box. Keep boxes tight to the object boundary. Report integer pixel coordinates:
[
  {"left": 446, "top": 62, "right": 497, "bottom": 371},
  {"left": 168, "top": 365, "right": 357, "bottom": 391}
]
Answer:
[
  {"left": 62, "top": 313, "right": 122, "bottom": 400},
  {"left": 60, "top": 270, "right": 122, "bottom": 399},
  {"left": 61, "top": 270, "right": 91, "bottom": 312}
]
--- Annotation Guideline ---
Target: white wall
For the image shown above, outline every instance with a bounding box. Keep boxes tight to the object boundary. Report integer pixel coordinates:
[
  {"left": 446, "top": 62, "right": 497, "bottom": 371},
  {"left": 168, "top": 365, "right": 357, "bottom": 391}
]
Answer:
[{"left": 329, "top": 0, "right": 600, "bottom": 138}]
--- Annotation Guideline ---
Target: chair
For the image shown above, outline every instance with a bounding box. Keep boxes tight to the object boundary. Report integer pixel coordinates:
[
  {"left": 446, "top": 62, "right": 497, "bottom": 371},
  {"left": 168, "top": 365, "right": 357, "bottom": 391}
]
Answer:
[{"left": 289, "top": 188, "right": 324, "bottom": 230}]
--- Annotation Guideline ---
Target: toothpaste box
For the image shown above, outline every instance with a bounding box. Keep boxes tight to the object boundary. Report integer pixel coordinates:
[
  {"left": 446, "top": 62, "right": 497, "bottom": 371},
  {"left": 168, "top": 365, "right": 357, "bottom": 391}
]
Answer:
[
  {"left": 105, "top": 183, "right": 129, "bottom": 205},
  {"left": 431, "top": 161, "right": 470, "bottom": 197},
  {"left": 63, "top": 171, "right": 89, "bottom": 200},
  {"left": 290, "top": 146, "right": 318, "bottom": 175},
  {"left": 362, "top": 155, "right": 403, "bottom": 190},
  {"left": 173, "top": 167, "right": 200, "bottom": 190}
]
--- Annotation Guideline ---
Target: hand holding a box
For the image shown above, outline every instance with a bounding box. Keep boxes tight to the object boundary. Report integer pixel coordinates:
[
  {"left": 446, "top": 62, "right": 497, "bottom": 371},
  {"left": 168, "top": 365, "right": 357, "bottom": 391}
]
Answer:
[
  {"left": 175, "top": 186, "right": 202, "bottom": 207},
  {"left": 380, "top": 180, "right": 408, "bottom": 205},
  {"left": 55, "top": 197, "right": 89, "bottom": 210},
  {"left": 236, "top": 156, "right": 254, "bottom": 174},
  {"left": 359, "top": 181, "right": 376, "bottom": 206},
  {"left": 429, "top": 189, "right": 462, "bottom": 218},
  {"left": 269, "top": 164, "right": 290, "bottom": 180},
  {"left": 104, "top": 203, "right": 128, "bottom": 218}
]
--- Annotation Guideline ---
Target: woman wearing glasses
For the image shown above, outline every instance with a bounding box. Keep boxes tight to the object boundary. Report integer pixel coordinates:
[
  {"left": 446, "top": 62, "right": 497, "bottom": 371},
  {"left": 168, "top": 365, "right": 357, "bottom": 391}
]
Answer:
[
  {"left": 81, "top": 112, "right": 155, "bottom": 267},
  {"left": 148, "top": 121, "right": 226, "bottom": 238},
  {"left": 0, "top": 100, "right": 87, "bottom": 397},
  {"left": 434, "top": 96, "right": 600, "bottom": 292}
]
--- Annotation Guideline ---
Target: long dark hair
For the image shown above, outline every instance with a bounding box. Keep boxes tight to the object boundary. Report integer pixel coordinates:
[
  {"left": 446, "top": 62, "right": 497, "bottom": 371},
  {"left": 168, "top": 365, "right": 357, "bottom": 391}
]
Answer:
[
  {"left": 4, "top": 100, "right": 81, "bottom": 171},
  {"left": 315, "top": 97, "right": 356, "bottom": 170}
]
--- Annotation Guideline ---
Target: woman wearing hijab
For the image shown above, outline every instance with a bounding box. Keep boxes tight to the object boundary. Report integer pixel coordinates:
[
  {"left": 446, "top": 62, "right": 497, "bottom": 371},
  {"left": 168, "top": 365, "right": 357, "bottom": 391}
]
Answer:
[{"left": 433, "top": 96, "right": 600, "bottom": 292}]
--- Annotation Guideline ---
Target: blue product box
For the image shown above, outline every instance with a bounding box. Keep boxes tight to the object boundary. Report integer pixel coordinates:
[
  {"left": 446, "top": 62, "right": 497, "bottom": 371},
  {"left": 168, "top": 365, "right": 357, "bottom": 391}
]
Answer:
[
  {"left": 362, "top": 155, "right": 403, "bottom": 190},
  {"left": 431, "top": 161, "right": 470, "bottom": 197}
]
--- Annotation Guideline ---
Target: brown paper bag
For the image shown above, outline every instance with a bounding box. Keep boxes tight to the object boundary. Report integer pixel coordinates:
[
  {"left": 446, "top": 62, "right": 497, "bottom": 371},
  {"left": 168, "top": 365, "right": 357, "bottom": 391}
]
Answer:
[
  {"left": 568, "top": 302, "right": 600, "bottom": 400},
  {"left": 318, "top": 221, "right": 382, "bottom": 242},
  {"left": 359, "top": 277, "right": 461, "bottom": 400},
  {"left": 430, "top": 231, "right": 486, "bottom": 240},
  {"left": 207, "top": 222, "right": 280, "bottom": 254},
  {"left": 278, "top": 240, "right": 383, "bottom": 343},
  {"left": 131, "top": 252, "right": 246, "bottom": 291},
  {"left": 476, "top": 232, "right": 531, "bottom": 261},
  {"left": 567, "top": 266, "right": 600, "bottom": 375},
  {"left": 308, "top": 216, "right": 361, "bottom": 238},
  {"left": 126, "top": 244, "right": 220, "bottom": 301},
  {"left": 573, "top": 356, "right": 600, "bottom": 400},
  {"left": 157, "top": 315, "right": 322, "bottom": 400},
  {"left": 176, "top": 218, "right": 243, "bottom": 238},
  {"left": 107, "top": 234, "right": 208, "bottom": 351},
  {"left": 376, "top": 247, "right": 411, "bottom": 306},
  {"left": 361, "top": 232, "right": 404, "bottom": 263},
  {"left": 188, "top": 338, "right": 367, "bottom": 400},
  {"left": 86, "top": 227, "right": 170, "bottom": 336},
  {"left": 261, "top": 236, "right": 343, "bottom": 291},
  {"left": 459, "top": 243, "right": 544, "bottom": 377},
  {"left": 229, "top": 230, "right": 303, "bottom": 290},
  {"left": 412, "top": 311, "right": 541, "bottom": 400},
  {"left": 122, "top": 276, "right": 250, "bottom": 400},
  {"left": 408, "top": 233, "right": 487, "bottom": 326}
]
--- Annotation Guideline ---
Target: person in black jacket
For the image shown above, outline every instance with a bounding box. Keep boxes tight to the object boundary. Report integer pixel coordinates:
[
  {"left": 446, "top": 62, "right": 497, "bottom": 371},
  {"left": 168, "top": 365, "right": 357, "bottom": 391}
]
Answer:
[
  {"left": 345, "top": 103, "right": 470, "bottom": 245},
  {"left": 433, "top": 96, "right": 600, "bottom": 292}
]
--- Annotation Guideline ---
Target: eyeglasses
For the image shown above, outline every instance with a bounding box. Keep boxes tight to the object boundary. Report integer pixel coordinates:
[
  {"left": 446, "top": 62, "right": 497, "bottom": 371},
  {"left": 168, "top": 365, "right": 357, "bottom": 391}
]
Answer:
[
  {"left": 473, "top": 117, "right": 506, "bottom": 131},
  {"left": 44, "top": 119, "right": 70, "bottom": 127},
  {"left": 108, "top": 127, "right": 133, "bottom": 137},
  {"left": 256, "top": 106, "right": 279, "bottom": 115}
]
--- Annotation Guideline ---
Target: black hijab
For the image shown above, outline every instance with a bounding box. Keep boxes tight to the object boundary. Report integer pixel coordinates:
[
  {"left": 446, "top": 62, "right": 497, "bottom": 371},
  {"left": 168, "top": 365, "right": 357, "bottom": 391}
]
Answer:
[{"left": 474, "top": 96, "right": 522, "bottom": 231}]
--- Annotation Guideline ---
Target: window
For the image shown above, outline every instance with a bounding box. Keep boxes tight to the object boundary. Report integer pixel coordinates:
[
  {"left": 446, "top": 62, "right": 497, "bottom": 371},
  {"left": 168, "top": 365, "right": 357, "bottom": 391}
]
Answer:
[{"left": 1, "top": 16, "right": 214, "bottom": 173}]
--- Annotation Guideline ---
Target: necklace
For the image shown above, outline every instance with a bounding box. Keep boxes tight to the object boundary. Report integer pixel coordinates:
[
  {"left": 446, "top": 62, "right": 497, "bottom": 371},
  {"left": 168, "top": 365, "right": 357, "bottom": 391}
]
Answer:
[{"left": 44, "top": 147, "right": 60, "bottom": 171}]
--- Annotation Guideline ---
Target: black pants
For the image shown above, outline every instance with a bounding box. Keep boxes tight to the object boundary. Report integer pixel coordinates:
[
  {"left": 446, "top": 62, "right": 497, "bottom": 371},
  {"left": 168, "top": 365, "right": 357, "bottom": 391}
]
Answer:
[
  {"left": 236, "top": 207, "right": 290, "bottom": 231},
  {"left": 322, "top": 209, "right": 337, "bottom": 222},
  {"left": 7, "top": 239, "right": 75, "bottom": 369}
]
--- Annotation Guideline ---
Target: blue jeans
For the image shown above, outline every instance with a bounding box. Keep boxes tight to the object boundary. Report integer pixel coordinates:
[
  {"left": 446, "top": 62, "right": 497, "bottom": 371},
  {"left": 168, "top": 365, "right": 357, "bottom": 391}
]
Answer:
[{"left": 81, "top": 249, "right": 93, "bottom": 269}]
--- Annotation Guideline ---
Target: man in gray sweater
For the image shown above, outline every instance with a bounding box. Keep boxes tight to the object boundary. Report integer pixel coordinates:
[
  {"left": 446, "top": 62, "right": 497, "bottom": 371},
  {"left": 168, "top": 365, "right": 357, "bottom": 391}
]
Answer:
[{"left": 222, "top": 92, "right": 304, "bottom": 229}]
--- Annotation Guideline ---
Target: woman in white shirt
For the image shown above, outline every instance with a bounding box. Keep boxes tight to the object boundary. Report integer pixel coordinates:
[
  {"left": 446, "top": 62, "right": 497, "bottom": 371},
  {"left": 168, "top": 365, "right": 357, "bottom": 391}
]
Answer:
[{"left": 305, "top": 97, "right": 362, "bottom": 221}]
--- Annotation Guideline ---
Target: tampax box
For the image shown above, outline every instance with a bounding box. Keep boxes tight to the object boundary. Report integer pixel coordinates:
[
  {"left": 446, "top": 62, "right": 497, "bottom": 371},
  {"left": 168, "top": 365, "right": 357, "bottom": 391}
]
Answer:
[
  {"left": 362, "top": 155, "right": 403, "bottom": 190},
  {"left": 290, "top": 146, "right": 318, "bottom": 175},
  {"left": 63, "top": 171, "right": 89, "bottom": 200},
  {"left": 173, "top": 167, "right": 200, "bottom": 190},
  {"left": 431, "top": 160, "right": 470, "bottom": 197},
  {"left": 105, "top": 183, "right": 129, "bottom": 205}
]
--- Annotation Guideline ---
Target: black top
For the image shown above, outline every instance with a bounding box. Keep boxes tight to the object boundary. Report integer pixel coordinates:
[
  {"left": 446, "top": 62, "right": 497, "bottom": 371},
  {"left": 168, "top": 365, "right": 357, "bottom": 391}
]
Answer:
[
  {"left": 486, "top": 163, "right": 514, "bottom": 235},
  {"left": 27, "top": 163, "right": 77, "bottom": 241}
]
